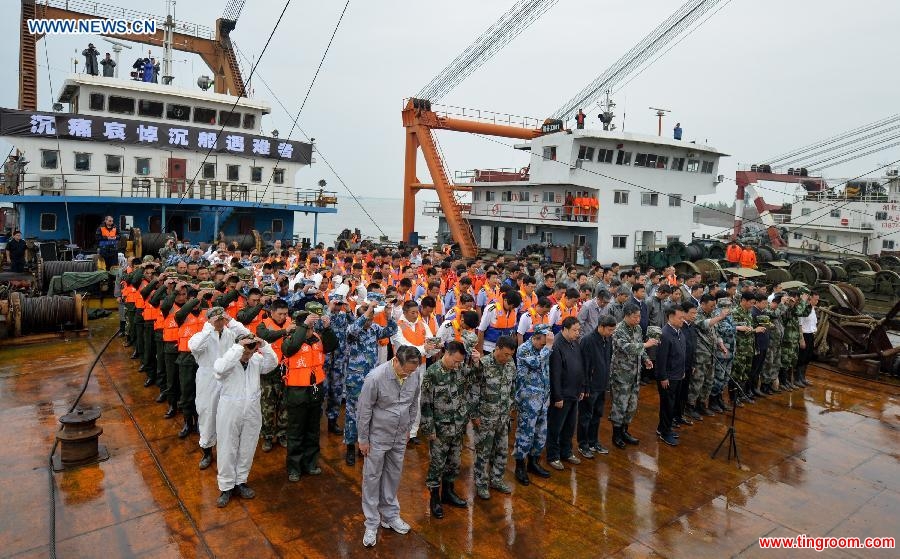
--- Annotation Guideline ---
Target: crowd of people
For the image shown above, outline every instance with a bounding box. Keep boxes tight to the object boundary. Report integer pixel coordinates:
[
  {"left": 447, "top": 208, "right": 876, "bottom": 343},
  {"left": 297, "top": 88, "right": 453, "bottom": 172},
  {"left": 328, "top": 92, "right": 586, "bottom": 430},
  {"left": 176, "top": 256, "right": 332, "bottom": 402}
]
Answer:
[{"left": 115, "top": 240, "right": 818, "bottom": 547}]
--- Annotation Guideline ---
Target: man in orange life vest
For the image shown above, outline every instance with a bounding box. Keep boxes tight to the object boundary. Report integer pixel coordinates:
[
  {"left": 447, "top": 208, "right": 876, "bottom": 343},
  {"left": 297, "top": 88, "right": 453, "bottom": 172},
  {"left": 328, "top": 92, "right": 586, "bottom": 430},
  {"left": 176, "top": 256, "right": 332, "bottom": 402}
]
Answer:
[
  {"left": 160, "top": 280, "right": 190, "bottom": 419},
  {"left": 516, "top": 297, "right": 553, "bottom": 345},
  {"left": 548, "top": 288, "right": 581, "bottom": 335},
  {"left": 281, "top": 302, "right": 339, "bottom": 482},
  {"left": 256, "top": 299, "right": 295, "bottom": 451},
  {"left": 391, "top": 300, "right": 442, "bottom": 444},
  {"left": 477, "top": 291, "right": 523, "bottom": 354},
  {"left": 96, "top": 215, "right": 119, "bottom": 269}
]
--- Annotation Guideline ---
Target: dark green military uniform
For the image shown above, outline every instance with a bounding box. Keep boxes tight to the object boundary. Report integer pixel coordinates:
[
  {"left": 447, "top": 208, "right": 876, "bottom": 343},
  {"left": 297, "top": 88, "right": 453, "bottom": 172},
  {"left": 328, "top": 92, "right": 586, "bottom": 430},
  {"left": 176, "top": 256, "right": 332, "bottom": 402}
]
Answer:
[
  {"left": 420, "top": 358, "right": 471, "bottom": 488},
  {"left": 469, "top": 354, "right": 516, "bottom": 492}
]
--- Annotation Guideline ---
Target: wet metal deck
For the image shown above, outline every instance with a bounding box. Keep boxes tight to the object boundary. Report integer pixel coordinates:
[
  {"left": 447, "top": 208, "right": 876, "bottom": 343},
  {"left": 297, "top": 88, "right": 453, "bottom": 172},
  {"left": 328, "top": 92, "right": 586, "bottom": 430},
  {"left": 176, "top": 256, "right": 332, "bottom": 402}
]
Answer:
[{"left": 1, "top": 318, "right": 898, "bottom": 558}]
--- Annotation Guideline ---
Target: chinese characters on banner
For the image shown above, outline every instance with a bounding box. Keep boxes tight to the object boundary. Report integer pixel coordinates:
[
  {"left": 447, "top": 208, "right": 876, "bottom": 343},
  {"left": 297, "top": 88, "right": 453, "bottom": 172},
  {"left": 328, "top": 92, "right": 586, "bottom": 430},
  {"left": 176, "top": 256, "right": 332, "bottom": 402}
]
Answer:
[{"left": 0, "top": 109, "right": 311, "bottom": 164}]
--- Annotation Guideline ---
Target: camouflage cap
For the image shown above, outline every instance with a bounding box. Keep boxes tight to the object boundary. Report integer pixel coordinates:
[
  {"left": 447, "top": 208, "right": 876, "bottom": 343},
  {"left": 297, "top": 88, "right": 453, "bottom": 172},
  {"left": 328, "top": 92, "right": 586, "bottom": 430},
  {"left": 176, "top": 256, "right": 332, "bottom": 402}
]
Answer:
[
  {"left": 143, "top": 255, "right": 155, "bottom": 263},
  {"left": 177, "top": 274, "right": 192, "bottom": 282},
  {"left": 532, "top": 324, "right": 551, "bottom": 336},
  {"left": 262, "top": 286, "right": 277, "bottom": 296},
  {"left": 198, "top": 281, "right": 216, "bottom": 289},
  {"left": 716, "top": 297, "right": 733, "bottom": 307},
  {"left": 646, "top": 325, "right": 663, "bottom": 339},
  {"left": 305, "top": 301, "right": 325, "bottom": 315},
  {"left": 206, "top": 306, "right": 226, "bottom": 320},
  {"left": 236, "top": 268, "right": 254, "bottom": 280},
  {"left": 799, "top": 286, "right": 811, "bottom": 294},
  {"left": 235, "top": 332, "right": 255, "bottom": 343},
  {"left": 164, "top": 266, "right": 177, "bottom": 273}
]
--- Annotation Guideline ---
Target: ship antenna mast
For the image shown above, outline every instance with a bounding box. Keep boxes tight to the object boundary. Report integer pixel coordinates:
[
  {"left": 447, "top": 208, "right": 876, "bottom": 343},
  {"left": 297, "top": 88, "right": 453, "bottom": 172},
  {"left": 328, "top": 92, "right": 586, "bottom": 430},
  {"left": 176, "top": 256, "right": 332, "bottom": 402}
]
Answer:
[{"left": 162, "top": 0, "right": 176, "bottom": 85}]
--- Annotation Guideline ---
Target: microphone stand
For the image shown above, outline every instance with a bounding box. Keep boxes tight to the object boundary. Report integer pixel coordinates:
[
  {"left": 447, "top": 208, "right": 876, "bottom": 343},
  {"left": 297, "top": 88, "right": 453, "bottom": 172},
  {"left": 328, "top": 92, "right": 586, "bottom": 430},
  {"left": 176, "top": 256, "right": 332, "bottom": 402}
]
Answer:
[{"left": 710, "top": 372, "right": 747, "bottom": 467}]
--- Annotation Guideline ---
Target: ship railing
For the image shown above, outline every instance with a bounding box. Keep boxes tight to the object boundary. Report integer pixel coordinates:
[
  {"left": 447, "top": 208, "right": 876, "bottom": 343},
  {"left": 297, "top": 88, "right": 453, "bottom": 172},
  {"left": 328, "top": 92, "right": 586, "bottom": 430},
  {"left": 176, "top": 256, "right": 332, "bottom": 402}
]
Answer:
[
  {"left": 424, "top": 200, "right": 598, "bottom": 223},
  {"left": 3, "top": 175, "right": 337, "bottom": 208},
  {"left": 454, "top": 168, "right": 530, "bottom": 183},
  {"left": 801, "top": 191, "right": 896, "bottom": 204},
  {"left": 403, "top": 99, "right": 543, "bottom": 130}
]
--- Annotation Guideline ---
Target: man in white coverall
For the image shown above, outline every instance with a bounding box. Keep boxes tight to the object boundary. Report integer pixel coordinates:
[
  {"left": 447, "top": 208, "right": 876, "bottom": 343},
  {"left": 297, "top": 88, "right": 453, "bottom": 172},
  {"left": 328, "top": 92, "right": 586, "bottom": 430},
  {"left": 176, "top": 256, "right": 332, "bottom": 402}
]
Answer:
[
  {"left": 212, "top": 332, "right": 277, "bottom": 507},
  {"left": 357, "top": 345, "right": 422, "bottom": 547},
  {"left": 188, "top": 306, "right": 250, "bottom": 470}
]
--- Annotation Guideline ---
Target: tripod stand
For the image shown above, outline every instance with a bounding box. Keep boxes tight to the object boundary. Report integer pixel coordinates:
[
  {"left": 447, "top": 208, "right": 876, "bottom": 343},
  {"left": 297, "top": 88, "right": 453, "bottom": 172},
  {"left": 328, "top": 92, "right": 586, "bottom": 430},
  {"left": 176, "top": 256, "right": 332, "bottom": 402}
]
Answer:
[{"left": 710, "top": 374, "right": 747, "bottom": 467}]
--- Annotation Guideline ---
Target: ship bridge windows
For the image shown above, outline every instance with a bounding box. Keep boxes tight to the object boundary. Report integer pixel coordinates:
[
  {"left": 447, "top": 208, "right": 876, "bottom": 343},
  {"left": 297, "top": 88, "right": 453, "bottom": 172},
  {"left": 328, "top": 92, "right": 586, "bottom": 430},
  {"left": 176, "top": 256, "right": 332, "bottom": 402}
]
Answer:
[
  {"left": 701, "top": 161, "right": 715, "bottom": 174},
  {"left": 243, "top": 114, "right": 256, "bottom": 130},
  {"left": 74, "top": 152, "right": 91, "bottom": 172},
  {"left": 542, "top": 191, "right": 556, "bottom": 203},
  {"left": 613, "top": 190, "right": 629, "bottom": 204},
  {"left": 227, "top": 165, "right": 240, "bottom": 181},
  {"left": 41, "top": 149, "right": 59, "bottom": 169},
  {"left": 139, "top": 99, "right": 164, "bottom": 118},
  {"left": 273, "top": 169, "right": 285, "bottom": 184},
  {"left": 577, "top": 145, "right": 595, "bottom": 161},
  {"left": 251, "top": 166, "right": 263, "bottom": 183},
  {"left": 135, "top": 157, "right": 151, "bottom": 175},
  {"left": 634, "top": 153, "right": 669, "bottom": 169},
  {"left": 655, "top": 156, "right": 669, "bottom": 169},
  {"left": 669, "top": 193, "right": 682, "bottom": 207},
  {"left": 108, "top": 95, "right": 135, "bottom": 114},
  {"left": 219, "top": 110, "right": 241, "bottom": 128},
  {"left": 884, "top": 240, "right": 896, "bottom": 250},
  {"left": 597, "top": 148, "right": 614, "bottom": 164},
  {"left": 542, "top": 146, "right": 557, "bottom": 161},
  {"left": 194, "top": 107, "right": 217, "bottom": 125},
  {"left": 686, "top": 159, "right": 700, "bottom": 172},
  {"left": 202, "top": 162, "right": 216, "bottom": 179},
  {"left": 616, "top": 150, "right": 631, "bottom": 165},
  {"left": 167, "top": 103, "right": 190, "bottom": 121},
  {"left": 40, "top": 213, "right": 57, "bottom": 232},
  {"left": 612, "top": 235, "right": 627, "bottom": 249},
  {"left": 472, "top": 191, "right": 480, "bottom": 201},
  {"left": 671, "top": 157, "right": 685, "bottom": 171},
  {"left": 640, "top": 192, "right": 659, "bottom": 206},
  {"left": 485, "top": 191, "right": 496, "bottom": 202},
  {"left": 106, "top": 155, "right": 122, "bottom": 174},
  {"left": 830, "top": 209, "right": 841, "bottom": 218},
  {"left": 519, "top": 191, "right": 531, "bottom": 203},
  {"left": 89, "top": 93, "right": 105, "bottom": 111}
]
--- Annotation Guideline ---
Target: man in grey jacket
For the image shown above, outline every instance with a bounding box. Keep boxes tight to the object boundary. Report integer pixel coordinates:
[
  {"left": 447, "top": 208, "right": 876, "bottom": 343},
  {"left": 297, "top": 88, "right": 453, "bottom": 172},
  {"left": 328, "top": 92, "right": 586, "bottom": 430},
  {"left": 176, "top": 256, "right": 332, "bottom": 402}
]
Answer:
[{"left": 357, "top": 345, "right": 423, "bottom": 548}]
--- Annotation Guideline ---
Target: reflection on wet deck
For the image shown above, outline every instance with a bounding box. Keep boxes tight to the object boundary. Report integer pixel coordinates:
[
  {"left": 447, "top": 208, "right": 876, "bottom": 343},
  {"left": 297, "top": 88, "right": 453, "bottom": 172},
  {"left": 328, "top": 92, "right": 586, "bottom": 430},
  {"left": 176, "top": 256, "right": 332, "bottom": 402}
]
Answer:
[{"left": 1, "top": 318, "right": 897, "bottom": 558}]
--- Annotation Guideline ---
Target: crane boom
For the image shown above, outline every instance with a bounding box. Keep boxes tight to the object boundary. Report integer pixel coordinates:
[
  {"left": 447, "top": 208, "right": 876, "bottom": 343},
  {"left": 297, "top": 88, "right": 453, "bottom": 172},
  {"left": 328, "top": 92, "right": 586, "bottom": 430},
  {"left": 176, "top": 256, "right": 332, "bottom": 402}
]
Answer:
[{"left": 551, "top": 0, "right": 726, "bottom": 121}]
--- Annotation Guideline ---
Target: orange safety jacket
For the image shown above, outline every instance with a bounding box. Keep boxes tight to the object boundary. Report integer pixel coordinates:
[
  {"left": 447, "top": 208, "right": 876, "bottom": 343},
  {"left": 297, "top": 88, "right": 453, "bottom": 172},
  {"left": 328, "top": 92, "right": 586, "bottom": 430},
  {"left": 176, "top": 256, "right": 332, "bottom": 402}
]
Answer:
[
  {"left": 283, "top": 340, "right": 326, "bottom": 387},
  {"left": 262, "top": 316, "right": 293, "bottom": 362},
  {"left": 399, "top": 319, "right": 427, "bottom": 346},
  {"left": 177, "top": 310, "right": 206, "bottom": 352},
  {"left": 225, "top": 293, "right": 246, "bottom": 319},
  {"left": 162, "top": 304, "right": 182, "bottom": 342},
  {"left": 519, "top": 289, "right": 538, "bottom": 312},
  {"left": 373, "top": 311, "right": 391, "bottom": 346}
]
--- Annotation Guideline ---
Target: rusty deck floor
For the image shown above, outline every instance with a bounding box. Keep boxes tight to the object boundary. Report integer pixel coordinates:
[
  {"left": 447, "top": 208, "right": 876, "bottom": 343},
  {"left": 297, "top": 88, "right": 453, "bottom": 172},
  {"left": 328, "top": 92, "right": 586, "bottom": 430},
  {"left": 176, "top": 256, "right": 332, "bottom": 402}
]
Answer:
[{"left": 1, "top": 317, "right": 898, "bottom": 558}]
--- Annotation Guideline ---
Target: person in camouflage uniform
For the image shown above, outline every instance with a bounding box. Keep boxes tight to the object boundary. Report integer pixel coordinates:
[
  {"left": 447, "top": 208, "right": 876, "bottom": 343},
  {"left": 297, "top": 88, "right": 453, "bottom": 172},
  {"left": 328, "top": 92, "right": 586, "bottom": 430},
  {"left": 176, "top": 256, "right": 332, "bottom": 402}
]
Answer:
[
  {"left": 256, "top": 299, "right": 294, "bottom": 451},
  {"left": 342, "top": 296, "right": 397, "bottom": 465},
  {"left": 687, "top": 294, "right": 730, "bottom": 419},
  {"left": 469, "top": 335, "right": 518, "bottom": 500},
  {"left": 730, "top": 292, "right": 760, "bottom": 405},
  {"left": 420, "top": 341, "right": 473, "bottom": 518},
  {"left": 609, "top": 304, "right": 657, "bottom": 449},
  {"left": 512, "top": 324, "right": 552, "bottom": 485},
  {"left": 779, "top": 290, "right": 810, "bottom": 390},
  {"left": 762, "top": 294, "right": 787, "bottom": 394},
  {"left": 709, "top": 300, "right": 735, "bottom": 413},
  {"left": 324, "top": 294, "right": 353, "bottom": 435}
]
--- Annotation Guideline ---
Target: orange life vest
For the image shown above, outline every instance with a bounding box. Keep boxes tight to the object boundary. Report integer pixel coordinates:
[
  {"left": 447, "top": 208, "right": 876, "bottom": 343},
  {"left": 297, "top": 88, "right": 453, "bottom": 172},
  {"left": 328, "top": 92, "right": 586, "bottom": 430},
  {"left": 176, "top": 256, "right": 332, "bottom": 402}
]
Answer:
[
  {"left": 99, "top": 226, "right": 117, "bottom": 240},
  {"left": 225, "top": 293, "right": 246, "bottom": 319},
  {"left": 422, "top": 314, "right": 438, "bottom": 337},
  {"left": 373, "top": 311, "right": 390, "bottom": 346},
  {"left": 481, "top": 284, "right": 501, "bottom": 307},
  {"left": 739, "top": 248, "right": 757, "bottom": 269},
  {"left": 555, "top": 297, "right": 578, "bottom": 325},
  {"left": 527, "top": 308, "right": 552, "bottom": 332},
  {"left": 399, "top": 319, "right": 426, "bottom": 346},
  {"left": 178, "top": 309, "right": 206, "bottom": 352},
  {"left": 519, "top": 289, "right": 537, "bottom": 312},
  {"left": 162, "top": 304, "right": 182, "bottom": 342},
  {"left": 261, "top": 316, "right": 293, "bottom": 362},
  {"left": 283, "top": 340, "right": 326, "bottom": 387},
  {"left": 484, "top": 304, "right": 517, "bottom": 342},
  {"left": 246, "top": 308, "right": 266, "bottom": 336}
]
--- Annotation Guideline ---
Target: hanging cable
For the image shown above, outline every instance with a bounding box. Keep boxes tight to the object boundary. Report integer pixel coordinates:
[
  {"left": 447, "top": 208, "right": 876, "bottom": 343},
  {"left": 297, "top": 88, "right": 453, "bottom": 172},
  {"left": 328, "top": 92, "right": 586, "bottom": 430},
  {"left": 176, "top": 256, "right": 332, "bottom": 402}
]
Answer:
[
  {"left": 40, "top": 36, "right": 73, "bottom": 243},
  {"left": 764, "top": 113, "right": 900, "bottom": 166}
]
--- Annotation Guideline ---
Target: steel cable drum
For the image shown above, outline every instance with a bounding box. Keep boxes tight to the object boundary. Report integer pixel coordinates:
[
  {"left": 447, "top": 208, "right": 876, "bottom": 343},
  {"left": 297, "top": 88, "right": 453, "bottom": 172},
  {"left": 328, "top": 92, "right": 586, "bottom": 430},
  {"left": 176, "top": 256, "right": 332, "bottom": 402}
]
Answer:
[
  {"left": 755, "top": 246, "right": 776, "bottom": 264},
  {"left": 218, "top": 230, "right": 262, "bottom": 254},
  {"left": 764, "top": 267, "right": 792, "bottom": 284},
  {"left": 789, "top": 260, "right": 818, "bottom": 284},
  {"left": 843, "top": 257, "right": 872, "bottom": 275},
  {"left": 874, "top": 270, "right": 900, "bottom": 297},
  {"left": 673, "top": 260, "right": 699, "bottom": 278},
  {"left": 877, "top": 255, "right": 900, "bottom": 272},
  {"left": 694, "top": 258, "right": 725, "bottom": 283},
  {"left": 837, "top": 282, "right": 865, "bottom": 311},
  {"left": 8, "top": 293, "right": 85, "bottom": 336},
  {"left": 139, "top": 233, "right": 170, "bottom": 260},
  {"left": 829, "top": 265, "right": 848, "bottom": 282},
  {"left": 850, "top": 273, "right": 876, "bottom": 293},
  {"left": 706, "top": 241, "right": 726, "bottom": 260},
  {"left": 666, "top": 241, "right": 689, "bottom": 265},
  {"left": 40, "top": 259, "right": 97, "bottom": 292},
  {"left": 811, "top": 260, "right": 833, "bottom": 282},
  {"left": 868, "top": 260, "right": 882, "bottom": 272},
  {"left": 684, "top": 242, "right": 705, "bottom": 262}
]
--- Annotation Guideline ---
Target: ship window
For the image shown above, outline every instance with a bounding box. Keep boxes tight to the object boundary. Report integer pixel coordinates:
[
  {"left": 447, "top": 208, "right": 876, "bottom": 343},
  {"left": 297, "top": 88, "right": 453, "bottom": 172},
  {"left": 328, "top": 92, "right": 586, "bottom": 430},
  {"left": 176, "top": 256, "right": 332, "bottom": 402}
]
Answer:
[
  {"left": 793, "top": 233, "right": 803, "bottom": 240},
  {"left": 801, "top": 208, "right": 811, "bottom": 216},
  {"left": 272, "top": 219, "right": 284, "bottom": 234},
  {"left": 188, "top": 217, "right": 201, "bottom": 232},
  {"left": 634, "top": 153, "right": 648, "bottom": 167},
  {"left": 656, "top": 156, "right": 669, "bottom": 169},
  {"left": 227, "top": 165, "right": 239, "bottom": 181},
  {"left": 575, "top": 234, "right": 586, "bottom": 247},
  {"left": 242, "top": 113, "right": 256, "bottom": 130},
  {"left": 826, "top": 234, "right": 837, "bottom": 245},
  {"left": 166, "top": 103, "right": 190, "bottom": 121},
  {"left": 202, "top": 162, "right": 216, "bottom": 179},
  {"left": 219, "top": 110, "right": 241, "bottom": 128},
  {"left": 875, "top": 211, "right": 888, "bottom": 221},
  {"left": 135, "top": 157, "right": 151, "bottom": 176},
  {"left": 645, "top": 154, "right": 657, "bottom": 168},
  {"left": 671, "top": 157, "right": 685, "bottom": 171},
  {"left": 501, "top": 191, "right": 512, "bottom": 202},
  {"left": 519, "top": 191, "right": 530, "bottom": 203},
  {"left": 273, "top": 168, "right": 284, "bottom": 184},
  {"left": 194, "top": 107, "right": 217, "bottom": 125},
  {"left": 830, "top": 209, "right": 841, "bottom": 218},
  {"left": 485, "top": 191, "right": 496, "bottom": 202},
  {"left": 612, "top": 235, "right": 627, "bottom": 249},
  {"left": 884, "top": 240, "right": 895, "bottom": 249},
  {"left": 542, "top": 146, "right": 557, "bottom": 161},
  {"left": 108, "top": 95, "right": 135, "bottom": 114},
  {"left": 251, "top": 166, "right": 263, "bottom": 183},
  {"left": 541, "top": 231, "right": 553, "bottom": 243},
  {"left": 543, "top": 191, "right": 556, "bottom": 203},
  {"left": 41, "top": 149, "right": 59, "bottom": 169},
  {"left": 577, "top": 145, "right": 595, "bottom": 161},
  {"left": 669, "top": 194, "right": 682, "bottom": 207},
  {"left": 614, "top": 190, "right": 629, "bottom": 204},
  {"left": 701, "top": 161, "right": 715, "bottom": 174},
  {"left": 74, "top": 153, "right": 90, "bottom": 171},
  {"left": 473, "top": 191, "right": 481, "bottom": 201},
  {"left": 641, "top": 193, "right": 658, "bottom": 206},
  {"left": 105, "top": 155, "right": 122, "bottom": 174},
  {"left": 40, "top": 213, "right": 57, "bottom": 232},
  {"left": 616, "top": 150, "right": 631, "bottom": 165},
  {"left": 138, "top": 99, "right": 164, "bottom": 118},
  {"left": 598, "top": 148, "right": 614, "bottom": 163},
  {"left": 89, "top": 93, "right": 105, "bottom": 111},
  {"left": 686, "top": 159, "right": 700, "bottom": 172},
  {"left": 517, "top": 228, "right": 524, "bottom": 240}
]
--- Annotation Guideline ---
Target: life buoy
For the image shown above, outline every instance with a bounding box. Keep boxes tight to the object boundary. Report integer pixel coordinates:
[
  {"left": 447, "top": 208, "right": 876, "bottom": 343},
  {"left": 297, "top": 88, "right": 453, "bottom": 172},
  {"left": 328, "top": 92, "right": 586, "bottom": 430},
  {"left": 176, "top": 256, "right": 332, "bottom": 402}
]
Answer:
[
  {"left": 539, "top": 206, "right": 548, "bottom": 218},
  {"left": 491, "top": 204, "right": 500, "bottom": 216}
]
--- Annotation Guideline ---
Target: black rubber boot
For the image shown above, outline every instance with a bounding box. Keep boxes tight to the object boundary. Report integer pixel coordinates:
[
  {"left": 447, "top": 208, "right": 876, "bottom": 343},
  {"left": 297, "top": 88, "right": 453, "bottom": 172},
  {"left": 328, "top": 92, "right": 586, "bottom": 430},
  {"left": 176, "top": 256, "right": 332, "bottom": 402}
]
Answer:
[
  {"left": 345, "top": 444, "right": 356, "bottom": 466},
  {"left": 612, "top": 425, "right": 626, "bottom": 449},
  {"left": 328, "top": 417, "right": 343, "bottom": 435},
  {"left": 429, "top": 487, "right": 444, "bottom": 519},
  {"left": 708, "top": 395, "right": 724, "bottom": 413},
  {"left": 178, "top": 417, "right": 191, "bottom": 439},
  {"left": 514, "top": 459, "right": 530, "bottom": 486},
  {"left": 442, "top": 480, "right": 467, "bottom": 508},
  {"left": 527, "top": 456, "right": 551, "bottom": 478},
  {"left": 621, "top": 424, "right": 639, "bottom": 445},
  {"left": 199, "top": 447, "right": 213, "bottom": 470}
]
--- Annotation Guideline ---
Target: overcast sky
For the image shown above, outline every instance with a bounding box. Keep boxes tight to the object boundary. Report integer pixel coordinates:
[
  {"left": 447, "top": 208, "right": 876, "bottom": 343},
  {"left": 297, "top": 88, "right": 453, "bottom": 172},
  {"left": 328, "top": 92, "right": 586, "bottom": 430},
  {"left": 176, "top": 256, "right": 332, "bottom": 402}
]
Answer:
[{"left": 3, "top": 0, "right": 899, "bottom": 218}]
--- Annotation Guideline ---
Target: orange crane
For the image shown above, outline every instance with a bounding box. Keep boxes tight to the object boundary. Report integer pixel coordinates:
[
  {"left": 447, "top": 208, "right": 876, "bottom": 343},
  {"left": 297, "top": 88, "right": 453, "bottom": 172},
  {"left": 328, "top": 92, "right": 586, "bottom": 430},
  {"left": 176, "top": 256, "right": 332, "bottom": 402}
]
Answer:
[{"left": 19, "top": 0, "right": 246, "bottom": 111}]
